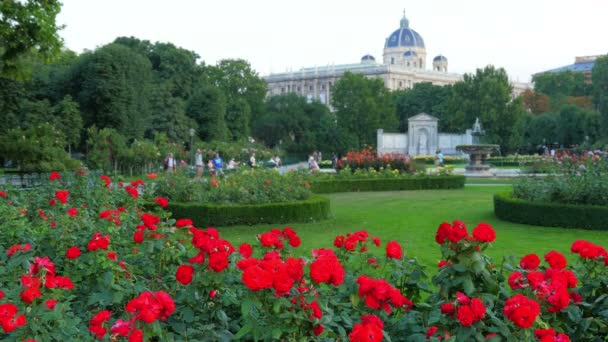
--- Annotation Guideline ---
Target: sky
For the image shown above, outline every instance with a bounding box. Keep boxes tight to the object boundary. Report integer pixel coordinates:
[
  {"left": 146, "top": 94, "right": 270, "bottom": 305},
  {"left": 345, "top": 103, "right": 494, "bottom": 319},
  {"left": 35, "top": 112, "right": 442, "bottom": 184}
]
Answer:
[{"left": 56, "top": 0, "right": 607, "bottom": 83}]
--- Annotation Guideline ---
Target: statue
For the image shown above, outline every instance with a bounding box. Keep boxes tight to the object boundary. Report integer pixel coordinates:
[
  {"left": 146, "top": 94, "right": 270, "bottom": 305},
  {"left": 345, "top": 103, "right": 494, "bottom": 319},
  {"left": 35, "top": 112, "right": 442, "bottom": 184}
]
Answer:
[
  {"left": 472, "top": 117, "right": 482, "bottom": 134},
  {"left": 418, "top": 131, "right": 428, "bottom": 155}
]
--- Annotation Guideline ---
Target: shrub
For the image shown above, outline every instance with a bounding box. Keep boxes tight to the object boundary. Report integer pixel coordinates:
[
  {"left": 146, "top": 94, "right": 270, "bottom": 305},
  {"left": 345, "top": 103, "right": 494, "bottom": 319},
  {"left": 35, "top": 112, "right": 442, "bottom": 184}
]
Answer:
[
  {"left": 164, "top": 195, "right": 330, "bottom": 227},
  {"left": 311, "top": 175, "right": 465, "bottom": 193},
  {"left": 494, "top": 191, "right": 608, "bottom": 230}
]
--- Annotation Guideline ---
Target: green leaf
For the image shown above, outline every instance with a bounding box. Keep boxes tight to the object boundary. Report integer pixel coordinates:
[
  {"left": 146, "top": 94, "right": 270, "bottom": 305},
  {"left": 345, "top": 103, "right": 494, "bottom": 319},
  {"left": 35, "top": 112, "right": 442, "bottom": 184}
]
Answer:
[{"left": 234, "top": 323, "right": 253, "bottom": 340}]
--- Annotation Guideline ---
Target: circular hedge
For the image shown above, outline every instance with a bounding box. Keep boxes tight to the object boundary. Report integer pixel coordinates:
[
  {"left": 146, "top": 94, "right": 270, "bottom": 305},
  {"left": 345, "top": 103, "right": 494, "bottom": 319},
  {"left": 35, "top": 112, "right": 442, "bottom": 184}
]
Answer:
[
  {"left": 494, "top": 191, "right": 608, "bottom": 230},
  {"left": 311, "top": 175, "right": 465, "bottom": 193},
  {"left": 164, "top": 195, "right": 331, "bottom": 227}
]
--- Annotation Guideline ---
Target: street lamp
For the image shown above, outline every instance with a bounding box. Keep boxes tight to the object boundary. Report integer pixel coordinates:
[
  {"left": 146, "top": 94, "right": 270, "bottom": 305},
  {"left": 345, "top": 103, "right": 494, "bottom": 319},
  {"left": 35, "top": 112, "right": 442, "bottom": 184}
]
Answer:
[{"left": 189, "top": 128, "right": 195, "bottom": 168}]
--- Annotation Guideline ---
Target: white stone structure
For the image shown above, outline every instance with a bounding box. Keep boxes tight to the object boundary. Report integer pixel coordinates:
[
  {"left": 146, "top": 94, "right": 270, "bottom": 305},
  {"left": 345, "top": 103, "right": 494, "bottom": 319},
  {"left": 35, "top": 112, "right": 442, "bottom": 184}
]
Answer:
[
  {"left": 264, "top": 12, "right": 530, "bottom": 104},
  {"left": 377, "top": 113, "right": 472, "bottom": 156}
]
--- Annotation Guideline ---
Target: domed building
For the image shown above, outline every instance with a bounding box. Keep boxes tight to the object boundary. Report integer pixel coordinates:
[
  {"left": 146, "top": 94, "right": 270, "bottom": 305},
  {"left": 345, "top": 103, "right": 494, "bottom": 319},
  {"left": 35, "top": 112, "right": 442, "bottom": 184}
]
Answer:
[{"left": 264, "top": 12, "right": 529, "bottom": 106}]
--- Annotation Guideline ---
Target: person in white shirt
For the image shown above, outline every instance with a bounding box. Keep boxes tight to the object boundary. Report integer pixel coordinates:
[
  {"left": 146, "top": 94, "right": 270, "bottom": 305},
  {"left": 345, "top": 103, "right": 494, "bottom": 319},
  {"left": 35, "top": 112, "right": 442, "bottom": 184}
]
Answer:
[
  {"left": 195, "top": 149, "right": 204, "bottom": 180},
  {"left": 165, "top": 152, "right": 176, "bottom": 173}
]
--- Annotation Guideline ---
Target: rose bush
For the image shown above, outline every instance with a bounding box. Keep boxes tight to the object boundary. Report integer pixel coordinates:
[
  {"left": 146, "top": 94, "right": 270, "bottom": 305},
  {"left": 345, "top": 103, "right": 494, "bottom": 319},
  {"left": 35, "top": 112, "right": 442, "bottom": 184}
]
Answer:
[{"left": 0, "top": 171, "right": 606, "bottom": 341}]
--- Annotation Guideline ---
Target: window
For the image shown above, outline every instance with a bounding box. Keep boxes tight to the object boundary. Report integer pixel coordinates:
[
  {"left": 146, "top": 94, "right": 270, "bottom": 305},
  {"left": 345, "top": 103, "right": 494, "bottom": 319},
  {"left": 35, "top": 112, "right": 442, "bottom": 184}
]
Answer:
[
  {"left": 391, "top": 57, "right": 395, "bottom": 64},
  {"left": 398, "top": 81, "right": 403, "bottom": 88},
  {"left": 321, "top": 84, "right": 326, "bottom": 90},
  {"left": 309, "top": 85, "right": 313, "bottom": 91},
  {"left": 287, "top": 85, "right": 290, "bottom": 92},
  {"left": 297, "top": 86, "right": 301, "bottom": 92},
  {"left": 281, "top": 87, "right": 285, "bottom": 93}
]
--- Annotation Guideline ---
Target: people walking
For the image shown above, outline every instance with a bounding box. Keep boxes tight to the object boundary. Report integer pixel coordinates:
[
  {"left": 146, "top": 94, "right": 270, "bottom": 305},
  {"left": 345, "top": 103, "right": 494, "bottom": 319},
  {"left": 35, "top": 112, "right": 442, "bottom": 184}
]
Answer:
[{"left": 195, "top": 149, "right": 204, "bottom": 180}]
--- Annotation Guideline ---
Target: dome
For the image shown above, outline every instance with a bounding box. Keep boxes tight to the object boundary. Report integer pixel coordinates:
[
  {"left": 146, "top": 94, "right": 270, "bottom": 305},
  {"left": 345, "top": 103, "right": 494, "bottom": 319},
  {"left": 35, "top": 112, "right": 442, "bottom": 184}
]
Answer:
[
  {"left": 433, "top": 55, "right": 447, "bottom": 62},
  {"left": 385, "top": 13, "right": 425, "bottom": 49},
  {"left": 361, "top": 54, "right": 376, "bottom": 63},
  {"left": 403, "top": 51, "right": 417, "bottom": 57}
]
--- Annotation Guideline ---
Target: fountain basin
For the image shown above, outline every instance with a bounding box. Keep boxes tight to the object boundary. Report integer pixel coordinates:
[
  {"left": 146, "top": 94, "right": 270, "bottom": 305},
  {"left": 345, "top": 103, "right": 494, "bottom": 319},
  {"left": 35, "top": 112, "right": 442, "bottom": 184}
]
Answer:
[{"left": 456, "top": 144, "right": 499, "bottom": 174}]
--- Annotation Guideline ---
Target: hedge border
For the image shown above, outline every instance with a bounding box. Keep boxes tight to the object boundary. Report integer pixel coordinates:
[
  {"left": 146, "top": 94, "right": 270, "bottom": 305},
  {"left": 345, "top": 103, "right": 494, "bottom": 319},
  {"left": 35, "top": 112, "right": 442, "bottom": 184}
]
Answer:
[
  {"left": 164, "top": 195, "right": 331, "bottom": 227},
  {"left": 494, "top": 191, "right": 608, "bottom": 231},
  {"left": 310, "top": 175, "right": 465, "bottom": 193}
]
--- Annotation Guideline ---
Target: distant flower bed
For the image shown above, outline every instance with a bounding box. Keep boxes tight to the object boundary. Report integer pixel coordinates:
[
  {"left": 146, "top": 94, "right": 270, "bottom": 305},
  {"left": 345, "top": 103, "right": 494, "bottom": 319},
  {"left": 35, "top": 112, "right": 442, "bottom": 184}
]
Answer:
[
  {"left": 337, "top": 147, "right": 413, "bottom": 173},
  {"left": 154, "top": 169, "right": 311, "bottom": 205},
  {"left": 513, "top": 155, "right": 608, "bottom": 206}
]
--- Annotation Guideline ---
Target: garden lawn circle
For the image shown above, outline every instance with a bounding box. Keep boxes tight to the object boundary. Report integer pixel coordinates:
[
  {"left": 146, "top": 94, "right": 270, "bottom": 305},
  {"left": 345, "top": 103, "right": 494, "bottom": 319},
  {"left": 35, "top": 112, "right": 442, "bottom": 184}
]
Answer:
[
  {"left": 164, "top": 195, "right": 330, "bottom": 227},
  {"left": 311, "top": 175, "right": 465, "bottom": 193},
  {"left": 494, "top": 191, "right": 608, "bottom": 230}
]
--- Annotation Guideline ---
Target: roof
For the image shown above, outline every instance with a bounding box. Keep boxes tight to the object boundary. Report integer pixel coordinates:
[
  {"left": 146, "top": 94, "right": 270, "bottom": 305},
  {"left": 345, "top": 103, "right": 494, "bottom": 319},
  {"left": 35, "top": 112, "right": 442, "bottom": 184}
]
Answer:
[
  {"left": 540, "top": 60, "right": 595, "bottom": 74},
  {"left": 408, "top": 113, "right": 438, "bottom": 121}
]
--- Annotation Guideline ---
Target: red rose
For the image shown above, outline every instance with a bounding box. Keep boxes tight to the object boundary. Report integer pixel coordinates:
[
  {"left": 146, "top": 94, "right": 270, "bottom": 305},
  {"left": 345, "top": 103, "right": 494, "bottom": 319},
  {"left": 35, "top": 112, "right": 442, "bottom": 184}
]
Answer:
[
  {"left": 457, "top": 305, "right": 475, "bottom": 326},
  {"left": 55, "top": 190, "right": 69, "bottom": 204},
  {"left": 49, "top": 171, "right": 61, "bottom": 181},
  {"left": 441, "top": 302, "right": 455, "bottom": 316},
  {"left": 45, "top": 299, "right": 58, "bottom": 310},
  {"left": 472, "top": 222, "right": 496, "bottom": 243},
  {"left": 520, "top": 254, "right": 540, "bottom": 270},
  {"left": 107, "top": 252, "right": 117, "bottom": 261},
  {"left": 133, "top": 230, "right": 144, "bottom": 243},
  {"left": 313, "top": 324, "right": 324, "bottom": 336},
  {"left": 372, "top": 237, "right": 381, "bottom": 247},
  {"left": 349, "top": 315, "right": 384, "bottom": 342},
  {"left": 239, "top": 243, "right": 253, "bottom": 258},
  {"left": 175, "top": 218, "right": 193, "bottom": 228},
  {"left": 67, "top": 207, "right": 78, "bottom": 217},
  {"left": 386, "top": 241, "right": 403, "bottom": 259},
  {"left": 209, "top": 290, "right": 218, "bottom": 299},
  {"left": 176, "top": 265, "right": 194, "bottom": 285},
  {"left": 100, "top": 175, "right": 111, "bottom": 187},
  {"left": 470, "top": 298, "right": 486, "bottom": 320},
  {"left": 154, "top": 197, "right": 169, "bottom": 208},
  {"left": 508, "top": 271, "right": 525, "bottom": 289},
  {"left": 503, "top": 294, "right": 540, "bottom": 328},
  {"left": 426, "top": 326, "right": 439, "bottom": 339},
  {"left": 544, "top": 250, "right": 567, "bottom": 270},
  {"left": 129, "top": 329, "right": 143, "bottom": 342},
  {"left": 66, "top": 247, "right": 81, "bottom": 259}
]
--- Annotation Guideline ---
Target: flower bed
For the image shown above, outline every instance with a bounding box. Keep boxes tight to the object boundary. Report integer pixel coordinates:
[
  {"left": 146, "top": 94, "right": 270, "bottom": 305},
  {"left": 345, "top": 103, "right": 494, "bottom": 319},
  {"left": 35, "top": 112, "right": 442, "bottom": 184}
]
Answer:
[
  {"left": 163, "top": 195, "right": 331, "bottom": 227},
  {"left": 0, "top": 172, "right": 606, "bottom": 341},
  {"left": 337, "top": 147, "right": 413, "bottom": 173},
  {"left": 311, "top": 175, "right": 465, "bottom": 193},
  {"left": 494, "top": 191, "right": 608, "bottom": 230}
]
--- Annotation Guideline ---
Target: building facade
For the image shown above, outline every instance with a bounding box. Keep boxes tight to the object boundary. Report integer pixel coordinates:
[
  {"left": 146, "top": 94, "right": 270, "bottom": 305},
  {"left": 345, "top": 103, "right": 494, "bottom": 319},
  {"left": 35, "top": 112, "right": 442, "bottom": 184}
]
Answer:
[
  {"left": 536, "top": 54, "right": 606, "bottom": 83},
  {"left": 264, "top": 12, "right": 530, "bottom": 106}
]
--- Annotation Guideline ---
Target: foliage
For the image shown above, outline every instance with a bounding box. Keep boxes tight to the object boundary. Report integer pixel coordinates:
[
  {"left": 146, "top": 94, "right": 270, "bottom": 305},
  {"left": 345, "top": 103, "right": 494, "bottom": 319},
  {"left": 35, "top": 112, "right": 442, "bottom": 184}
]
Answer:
[
  {"left": 0, "top": 0, "right": 63, "bottom": 77},
  {"left": 0, "top": 179, "right": 606, "bottom": 340},
  {"left": 185, "top": 84, "right": 228, "bottom": 141},
  {"left": 165, "top": 195, "right": 330, "bottom": 227},
  {"left": 446, "top": 66, "right": 526, "bottom": 152},
  {"left": 310, "top": 175, "right": 465, "bottom": 193},
  {"left": 195, "top": 140, "right": 275, "bottom": 164},
  {"left": 494, "top": 191, "right": 608, "bottom": 231},
  {"left": 592, "top": 55, "right": 608, "bottom": 134},
  {"left": 521, "top": 89, "right": 550, "bottom": 114},
  {"left": 393, "top": 82, "right": 453, "bottom": 132},
  {"left": 154, "top": 169, "right": 311, "bottom": 204},
  {"left": 413, "top": 155, "right": 466, "bottom": 165},
  {"left": 532, "top": 70, "right": 591, "bottom": 98},
  {"left": 332, "top": 72, "right": 397, "bottom": 149},
  {"left": 0, "top": 124, "right": 80, "bottom": 172}
]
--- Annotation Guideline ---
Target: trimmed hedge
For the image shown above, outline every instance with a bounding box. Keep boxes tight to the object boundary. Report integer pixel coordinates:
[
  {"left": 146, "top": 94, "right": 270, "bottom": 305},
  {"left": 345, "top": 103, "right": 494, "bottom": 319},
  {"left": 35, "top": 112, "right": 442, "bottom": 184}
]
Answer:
[
  {"left": 164, "top": 195, "right": 331, "bottom": 227},
  {"left": 494, "top": 191, "right": 608, "bottom": 230},
  {"left": 310, "top": 175, "right": 465, "bottom": 193}
]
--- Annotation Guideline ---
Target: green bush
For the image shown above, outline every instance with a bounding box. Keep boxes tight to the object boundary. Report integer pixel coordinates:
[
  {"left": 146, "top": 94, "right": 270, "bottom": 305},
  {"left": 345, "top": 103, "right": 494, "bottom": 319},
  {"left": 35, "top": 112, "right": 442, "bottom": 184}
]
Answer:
[
  {"left": 164, "top": 195, "right": 330, "bottom": 226},
  {"left": 311, "top": 175, "right": 465, "bottom": 193},
  {"left": 494, "top": 191, "right": 608, "bottom": 230}
]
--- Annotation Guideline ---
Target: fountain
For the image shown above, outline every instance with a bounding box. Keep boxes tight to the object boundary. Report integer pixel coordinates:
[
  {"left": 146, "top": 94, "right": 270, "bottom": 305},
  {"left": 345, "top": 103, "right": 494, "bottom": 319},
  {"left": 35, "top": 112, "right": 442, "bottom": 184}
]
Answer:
[{"left": 456, "top": 118, "right": 499, "bottom": 175}]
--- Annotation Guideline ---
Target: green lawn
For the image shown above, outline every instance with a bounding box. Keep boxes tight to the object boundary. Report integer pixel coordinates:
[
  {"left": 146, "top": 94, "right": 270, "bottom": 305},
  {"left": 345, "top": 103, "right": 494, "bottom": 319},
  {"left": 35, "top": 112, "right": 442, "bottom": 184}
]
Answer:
[{"left": 218, "top": 186, "right": 608, "bottom": 267}]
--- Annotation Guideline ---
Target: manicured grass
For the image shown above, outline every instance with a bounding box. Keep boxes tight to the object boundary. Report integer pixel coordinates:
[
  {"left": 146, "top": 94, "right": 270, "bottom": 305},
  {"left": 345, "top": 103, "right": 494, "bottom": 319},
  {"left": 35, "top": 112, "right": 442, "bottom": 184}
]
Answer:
[
  {"left": 465, "top": 178, "right": 515, "bottom": 185},
  {"left": 218, "top": 186, "right": 608, "bottom": 267}
]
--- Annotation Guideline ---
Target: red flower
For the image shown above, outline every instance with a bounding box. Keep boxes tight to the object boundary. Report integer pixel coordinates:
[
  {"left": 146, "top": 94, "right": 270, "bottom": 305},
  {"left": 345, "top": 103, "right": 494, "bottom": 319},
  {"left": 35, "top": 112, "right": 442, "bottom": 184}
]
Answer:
[
  {"left": 242, "top": 264, "right": 274, "bottom": 291},
  {"left": 67, "top": 207, "right": 78, "bottom": 217},
  {"left": 55, "top": 190, "right": 69, "bottom": 204},
  {"left": 125, "top": 186, "right": 138, "bottom": 199},
  {"left": 0, "top": 191, "right": 6, "bottom": 198},
  {"left": 107, "top": 252, "right": 117, "bottom": 261},
  {"left": 313, "top": 324, "right": 324, "bottom": 336},
  {"left": 209, "top": 290, "right": 218, "bottom": 299},
  {"left": 441, "top": 302, "right": 455, "bottom": 316},
  {"left": 129, "top": 329, "right": 144, "bottom": 342},
  {"left": 310, "top": 249, "right": 345, "bottom": 286},
  {"left": 457, "top": 305, "right": 475, "bottom": 326},
  {"left": 6, "top": 244, "right": 32, "bottom": 257},
  {"left": 448, "top": 221, "right": 468, "bottom": 242},
  {"left": 386, "top": 241, "right": 403, "bottom": 259},
  {"left": 110, "top": 319, "right": 131, "bottom": 336},
  {"left": 90, "top": 310, "right": 111, "bottom": 326},
  {"left": 357, "top": 275, "right": 413, "bottom": 314},
  {"left": 88, "top": 232, "right": 110, "bottom": 251},
  {"left": 175, "top": 218, "right": 193, "bottom": 228},
  {"left": 66, "top": 247, "right": 81, "bottom": 259},
  {"left": 239, "top": 243, "right": 253, "bottom": 258},
  {"left": 426, "top": 326, "right": 439, "bottom": 339},
  {"left": 176, "top": 265, "right": 195, "bottom": 285},
  {"left": 472, "top": 222, "right": 496, "bottom": 242},
  {"left": 154, "top": 197, "right": 169, "bottom": 208},
  {"left": 133, "top": 230, "right": 144, "bottom": 243},
  {"left": 45, "top": 299, "right": 57, "bottom": 310},
  {"left": 100, "top": 175, "right": 111, "bottom": 187},
  {"left": 147, "top": 173, "right": 158, "bottom": 179},
  {"left": 372, "top": 236, "right": 381, "bottom": 247},
  {"left": 520, "top": 254, "right": 540, "bottom": 270},
  {"left": 508, "top": 271, "right": 526, "bottom": 289},
  {"left": 544, "top": 250, "right": 567, "bottom": 270},
  {"left": 126, "top": 291, "right": 175, "bottom": 323},
  {"left": 503, "top": 294, "right": 540, "bottom": 329},
  {"left": 349, "top": 315, "right": 384, "bottom": 342},
  {"left": 49, "top": 171, "right": 61, "bottom": 181},
  {"left": 0, "top": 303, "right": 27, "bottom": 333}
]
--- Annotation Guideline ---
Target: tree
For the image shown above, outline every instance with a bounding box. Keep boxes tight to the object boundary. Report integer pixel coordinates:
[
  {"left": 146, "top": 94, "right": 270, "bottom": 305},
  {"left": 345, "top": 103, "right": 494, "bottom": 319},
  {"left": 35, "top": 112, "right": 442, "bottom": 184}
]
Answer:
[
  {"left": 53, "top": 95, "right": 83, "bottom": 151},
  {"left": 393, "top": 83, "right": 452, "bottom": 132},
  {"left": 446, "top": 66, "right": 525, "bottom": 152},
  {"left": 558, "top": 105, "right": 600, "bottom": 147},
  {"left": 0, "top": 0, "right": 63, "bottom": 76},
  {"left": 592, "top": 55, "right": 608, "bottom": 134},
  {"left": 331, "top": 72, "right": 397, "bottom": 149},
  {"left": 0, "top": 123, "right": 79, "bottom": 172},
  {"left": 71, "top": 43, "right": 152, "bottom": 139},
  {"left": 520, "top": 89, "right": 550, "bottom": 114},
  {"left": 185, "top": 85, "right": 229, "bottom": 141},
  {"left": 206, "top": 59, "right": 267, "bottom": 139},
  {"left": 146, "top": 85, "right": 198, "bottom": 144},
  {"left": 85, "top": 126, "right": 128, "bottom": 172},
  {"left": 0, "top": 77, "right": 23, "bottom": 133},
  {"left": 532, "top": 71, "right": 590, "bottom": 98}
]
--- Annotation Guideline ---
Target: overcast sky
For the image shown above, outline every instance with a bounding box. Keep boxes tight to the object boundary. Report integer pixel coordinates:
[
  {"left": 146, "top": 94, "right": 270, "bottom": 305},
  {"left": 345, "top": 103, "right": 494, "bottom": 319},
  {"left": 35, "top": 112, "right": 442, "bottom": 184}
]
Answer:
[{"left": 56, "top": 0, "right": 607, "bottom": 83}]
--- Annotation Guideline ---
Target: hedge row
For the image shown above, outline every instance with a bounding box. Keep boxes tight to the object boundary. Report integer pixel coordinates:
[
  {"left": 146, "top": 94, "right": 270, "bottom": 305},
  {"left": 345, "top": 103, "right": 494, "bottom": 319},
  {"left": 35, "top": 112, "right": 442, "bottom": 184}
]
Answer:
[
  {"left": 164, "top": 195, "right": 331, "bottom": 227},
  {"left": 493, "top": 191, "right": 608, "bottom": 231},
  {"left": 310, "top": 175, "right": 465, "bottom": 193}
]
